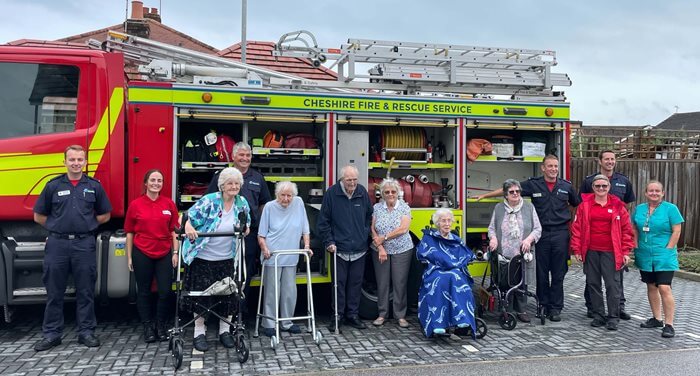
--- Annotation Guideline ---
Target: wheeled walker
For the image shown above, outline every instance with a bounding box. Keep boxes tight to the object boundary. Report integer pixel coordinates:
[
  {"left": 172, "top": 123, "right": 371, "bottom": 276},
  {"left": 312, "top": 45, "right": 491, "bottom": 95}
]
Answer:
[
  {"left": 481, "top": 250, "right": 545, "bottom": 330},
  {"left": 168, "top": 214, "right": 250, "bottom": 370},
  {"left": 254, "top": 249, "right": 322, "bottom": 350}
]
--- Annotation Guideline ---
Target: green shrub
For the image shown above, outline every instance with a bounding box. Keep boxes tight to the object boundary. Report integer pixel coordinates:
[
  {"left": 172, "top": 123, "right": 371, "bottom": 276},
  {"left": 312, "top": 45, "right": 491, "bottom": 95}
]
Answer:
[{"left": 678, "top": 246, "right": 700, "bottom": 274}]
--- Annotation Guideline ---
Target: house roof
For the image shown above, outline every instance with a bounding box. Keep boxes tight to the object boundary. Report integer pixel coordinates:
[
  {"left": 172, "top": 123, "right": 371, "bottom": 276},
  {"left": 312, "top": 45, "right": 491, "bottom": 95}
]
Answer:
[
  {"left": 218, "top": 41, "right": 337, "bottom": 81},
  {"left": 56, "top": 19, "right": 219, "bottom": 55},
  {"left": 655, "top": 112, "right": 700, "bottom": 130}
]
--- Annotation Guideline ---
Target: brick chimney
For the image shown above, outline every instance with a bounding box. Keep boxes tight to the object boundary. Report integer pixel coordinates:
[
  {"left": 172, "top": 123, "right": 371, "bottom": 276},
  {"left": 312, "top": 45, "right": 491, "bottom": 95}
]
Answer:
[
  {"left": 126, "top": 0, "right": 149, "bottom": 38},
  {"left": 143, "top": 7, "right": 162, "bottom": 23}
]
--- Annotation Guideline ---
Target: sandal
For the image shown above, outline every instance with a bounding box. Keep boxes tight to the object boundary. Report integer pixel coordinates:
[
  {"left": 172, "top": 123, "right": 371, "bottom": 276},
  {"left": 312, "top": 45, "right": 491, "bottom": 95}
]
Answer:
[
  {"left": 398, "top": 318, "right": 410, "bottom": 328},
  {"left": 372, "top": 317, "right": 385, "bottom": 326}
]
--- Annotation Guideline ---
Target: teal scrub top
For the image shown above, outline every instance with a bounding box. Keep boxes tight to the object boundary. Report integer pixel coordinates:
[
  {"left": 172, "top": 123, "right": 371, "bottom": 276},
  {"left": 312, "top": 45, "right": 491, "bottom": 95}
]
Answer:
[{"left": 632, "top": 201, "right": 684, "bottom": 271}]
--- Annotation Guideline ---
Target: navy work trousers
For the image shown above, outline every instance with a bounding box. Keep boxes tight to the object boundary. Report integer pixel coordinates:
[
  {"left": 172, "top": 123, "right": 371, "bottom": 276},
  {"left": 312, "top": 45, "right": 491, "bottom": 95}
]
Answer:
[
  {"left": 535, "top": 228, "right": 570, "bottom": 312},
  {"left": 333, "top": 253, "right": 366, "bottom": 319},
  {"left": 42, "top": 236, "right": 97, "bottom": 339}
]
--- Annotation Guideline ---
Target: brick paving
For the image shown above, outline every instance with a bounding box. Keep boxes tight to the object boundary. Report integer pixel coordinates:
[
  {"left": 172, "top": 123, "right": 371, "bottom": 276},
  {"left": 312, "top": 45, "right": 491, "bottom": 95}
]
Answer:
[{"left": 1, "top": 265, "right": 699, "bottom": 375}]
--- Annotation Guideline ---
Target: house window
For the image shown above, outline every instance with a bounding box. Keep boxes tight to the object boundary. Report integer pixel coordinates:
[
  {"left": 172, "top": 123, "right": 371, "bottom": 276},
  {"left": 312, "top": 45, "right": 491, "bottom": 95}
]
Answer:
[{"left": 0, "top": 62, "right": 80, "bottom": 139}]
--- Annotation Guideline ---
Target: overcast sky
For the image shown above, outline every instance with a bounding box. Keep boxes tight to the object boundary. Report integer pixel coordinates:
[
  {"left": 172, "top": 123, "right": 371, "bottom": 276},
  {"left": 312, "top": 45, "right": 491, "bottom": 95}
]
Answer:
[{"left": 2, "top": 0, "right": 698, "bottom": 126}]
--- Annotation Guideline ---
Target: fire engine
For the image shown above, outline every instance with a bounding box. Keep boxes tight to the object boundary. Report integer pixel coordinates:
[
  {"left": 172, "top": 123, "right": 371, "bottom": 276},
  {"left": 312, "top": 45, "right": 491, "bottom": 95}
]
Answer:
[{"left": 0, "top": 30, "right": 571, "bottom": 321}]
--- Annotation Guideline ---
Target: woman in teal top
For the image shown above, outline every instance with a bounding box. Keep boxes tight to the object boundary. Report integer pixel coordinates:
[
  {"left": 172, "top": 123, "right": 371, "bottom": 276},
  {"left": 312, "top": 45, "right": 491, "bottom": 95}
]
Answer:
[{"left": 631, "top": 180, "right": 684, "bottom": 338}]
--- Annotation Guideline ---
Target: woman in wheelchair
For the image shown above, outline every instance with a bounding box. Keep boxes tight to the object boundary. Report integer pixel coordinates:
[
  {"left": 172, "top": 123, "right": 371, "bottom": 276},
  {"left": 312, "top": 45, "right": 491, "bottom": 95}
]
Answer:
[
  {"left": 182, "top": 167, "right": 250, "bottom": 352},
  {"left": 417, "top": 208, "right": 477, "bottom": 337}
]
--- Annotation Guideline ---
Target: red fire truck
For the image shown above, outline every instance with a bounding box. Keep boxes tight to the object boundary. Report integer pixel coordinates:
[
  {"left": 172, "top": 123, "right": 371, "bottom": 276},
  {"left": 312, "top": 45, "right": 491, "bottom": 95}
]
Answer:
[{"left": 0, "top": 31, "right": 572, "bottom": 321}]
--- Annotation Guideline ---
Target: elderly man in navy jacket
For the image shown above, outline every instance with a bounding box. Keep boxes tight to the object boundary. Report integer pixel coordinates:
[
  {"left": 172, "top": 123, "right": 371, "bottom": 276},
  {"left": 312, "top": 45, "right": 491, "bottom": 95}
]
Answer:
[{"left": 317, "top": 165, "right": 373, "bottom": 332}]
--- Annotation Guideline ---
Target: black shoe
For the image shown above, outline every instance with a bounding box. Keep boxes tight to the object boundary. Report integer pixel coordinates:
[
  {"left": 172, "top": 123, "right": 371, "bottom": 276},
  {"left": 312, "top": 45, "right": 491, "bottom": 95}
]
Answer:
[
  {"left": 640, "top": 317, "right": 664, "bottom": 328},
  {"left": 143, "top": 322, "right": 156, "bottom": 343},
  {"left": 346, "top": 316, "right": 367, "bottom": 329},
  {"left": 193, "top": 334, "right": 208, "bottom": 352},
  {"left": 661, "top": 324, "right": 675, "bottom": 338},
  {"left": 34, "top": 337, "right": 61, "bottom": 352},
  {"left": 606, "top": 321, "right": 618, "bottom": 331},
  {"left": 327, "top": 321, "right": 342, "bottom": 334},
  {"left": 281, "top": 324, "right": 301, "bottom": 334},
  {"left": 516, "top": 313, "right": 531, "bottom": 323},
  {"left": 548, "top": 310, "right": 561, "bottom": 322},
  {"left": 156, "top": 322, "right": 169, "bottom": 342},
  {"left": 78, "top": 333, "right": 100, "bottom": 348},
  {"left": 590, "top": 318, "right": 606, "bottom": 327},
  {"left": 619, "top": 310, "right": 631, "bottom": 320},
  {"left": 586, "top": 310, "right": 594, "bottom": 319},
  {"left": 219, "top": 332, "right": 235, "bottom": 348}
]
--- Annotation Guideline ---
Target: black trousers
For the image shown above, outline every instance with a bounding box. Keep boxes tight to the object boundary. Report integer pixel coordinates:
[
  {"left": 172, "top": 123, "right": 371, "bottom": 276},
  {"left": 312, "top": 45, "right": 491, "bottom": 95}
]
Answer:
[
  {"left": 132, "top": 246, "right": 173, "bottom": 324},
  {"left": 535, "top": 228, "right": 569, "bottom": 312},
  {"left": 584, "top": 250, "right": 621, "bottom": 323},
  {"left": 333, "top": 253, "right": 366, "bottom": 319},
  {"left": 42, "top": 236, "right": 96, "bottom": 339},
  {"left": 585, "top": 268, "right": 625, "bottom": 311}
]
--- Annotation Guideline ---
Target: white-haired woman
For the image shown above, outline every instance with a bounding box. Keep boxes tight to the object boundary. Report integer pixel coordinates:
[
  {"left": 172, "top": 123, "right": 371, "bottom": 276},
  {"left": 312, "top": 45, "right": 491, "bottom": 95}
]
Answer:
[
  {"left": 487, "top": 179, "right": 541, "bottom": 323},
  {"left": 417, "top": 209, "right": 477, "bottom": 337},
  {"left": 257, "top": 181, "right": 311, "bottom": 337},
  {"left": 370, "top": 178, "right": 413, "bottom": 328},
  {"left": 182, "top": 167, "right": 250, "bottom": 352}
]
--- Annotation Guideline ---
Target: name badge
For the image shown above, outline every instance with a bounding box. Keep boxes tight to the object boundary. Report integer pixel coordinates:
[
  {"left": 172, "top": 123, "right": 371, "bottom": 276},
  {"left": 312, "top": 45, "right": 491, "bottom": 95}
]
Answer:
[
  {"left": 607, "top": 209, "right": 613, "bottom": 213},
  {"left": 532, "top": 193, "right": 542, "bottom": 197},
  {"left": 642, "top": 226, "right": 650, "bottom": 232},
  {"left": 57, "top": 190, "right": 71, "bottom": 196},
  {"left": 162, "top": 210, "right": 172, "bottom": 216}
]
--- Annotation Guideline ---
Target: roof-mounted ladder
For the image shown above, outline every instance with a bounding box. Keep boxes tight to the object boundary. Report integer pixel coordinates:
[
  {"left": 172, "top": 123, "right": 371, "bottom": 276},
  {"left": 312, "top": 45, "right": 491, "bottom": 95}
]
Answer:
[{"left": 274, "top": 30, "right": 571, "bottom": 98}]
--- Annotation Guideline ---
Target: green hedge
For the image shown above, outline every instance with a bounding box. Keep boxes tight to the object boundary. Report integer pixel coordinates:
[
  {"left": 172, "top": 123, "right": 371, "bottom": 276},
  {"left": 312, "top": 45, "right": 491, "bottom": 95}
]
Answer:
[{"left": 678, "top": 247, "right": 700, "bottom": 274}]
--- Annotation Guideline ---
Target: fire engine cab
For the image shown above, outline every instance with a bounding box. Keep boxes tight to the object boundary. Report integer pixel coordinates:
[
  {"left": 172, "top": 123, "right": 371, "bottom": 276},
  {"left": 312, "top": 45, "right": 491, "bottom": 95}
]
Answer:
[{"left": 0, "top": 30, "right": 571, "bottom": 321}]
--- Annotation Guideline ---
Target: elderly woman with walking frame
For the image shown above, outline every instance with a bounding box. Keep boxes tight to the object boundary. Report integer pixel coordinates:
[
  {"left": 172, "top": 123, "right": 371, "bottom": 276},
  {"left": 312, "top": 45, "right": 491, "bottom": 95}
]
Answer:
[
  {"left": 370, "top": 178, "right": 413, "bottom": 329},
  {"left": 257, "top": 181, "right": 311, "bottom": 337},
  {"left": 487, "top": 179, "right": 541, "bottom": 323},
  {"left": 182, "top": 167, "right": 250, "bottom": 352}
]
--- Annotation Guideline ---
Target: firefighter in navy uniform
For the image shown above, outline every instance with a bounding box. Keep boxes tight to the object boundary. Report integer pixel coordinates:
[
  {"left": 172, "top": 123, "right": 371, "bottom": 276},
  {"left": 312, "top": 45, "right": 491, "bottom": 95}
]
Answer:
[
  {"left": 475, "top": 155, "right": 580, "bottom": 321},
  {"left": 32, "top": 145, "right": 112, "bottom": 351},
  {"left": 579, "top": 150, "right": 636, "bottom": 320}
]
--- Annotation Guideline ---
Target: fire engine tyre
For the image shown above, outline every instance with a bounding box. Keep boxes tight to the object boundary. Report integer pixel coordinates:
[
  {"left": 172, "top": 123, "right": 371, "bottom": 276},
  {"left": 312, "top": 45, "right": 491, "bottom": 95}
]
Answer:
[
  {"left": 498, "top": 312, "right": 517, "bottom": 330},
  {"left": 171, "top": 338, "right": 184, "bottom": 370}
]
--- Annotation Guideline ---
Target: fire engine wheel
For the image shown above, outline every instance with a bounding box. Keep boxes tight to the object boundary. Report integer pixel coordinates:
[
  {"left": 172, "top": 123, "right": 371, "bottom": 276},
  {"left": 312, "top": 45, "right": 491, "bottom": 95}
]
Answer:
[
  {"left": 236, "top": 334, "right": 249, "bottom": 364},
  {"left": 475, "top": 318, "right": 488, "bottom": 339},
  {"left": 171, "top": 338, "right": 184, "bottom": 370},
  {"left": 498, "top": 312, "right": 517, "bottom": 330}
]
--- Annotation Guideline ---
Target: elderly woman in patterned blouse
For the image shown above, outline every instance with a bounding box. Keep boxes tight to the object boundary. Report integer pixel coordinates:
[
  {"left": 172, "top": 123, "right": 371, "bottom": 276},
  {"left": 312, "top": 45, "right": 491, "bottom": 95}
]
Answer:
[
  {"left": 370, "top": 178, "right": 414, "bottom": 328},
  {"left": 182, "top": 167, "right": 250, "bottom": 352}
]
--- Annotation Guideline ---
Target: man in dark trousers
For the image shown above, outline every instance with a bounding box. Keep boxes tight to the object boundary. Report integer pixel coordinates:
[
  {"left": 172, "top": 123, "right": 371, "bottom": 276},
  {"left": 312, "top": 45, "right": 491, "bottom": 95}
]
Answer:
[
  {"left": 475, "top": 155, "right": 580, "bottom": 321},
  {"left": 33, "top": 145, "right": 112, "bottom": 351},
  {"left": 579, "top": 150, "right": 636, "bottom": 320},
  {"left": 207, "top": 142, "right": 271, "bottom": 315},
  {"left": 317, "top": 165, "right": 373, "bottom": 332}
]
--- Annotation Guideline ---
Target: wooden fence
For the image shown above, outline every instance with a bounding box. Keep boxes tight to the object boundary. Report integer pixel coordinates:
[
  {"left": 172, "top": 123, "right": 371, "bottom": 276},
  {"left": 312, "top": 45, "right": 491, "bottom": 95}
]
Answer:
[{"left": 570, "top": 126, "right": 700, "bottom": 248}]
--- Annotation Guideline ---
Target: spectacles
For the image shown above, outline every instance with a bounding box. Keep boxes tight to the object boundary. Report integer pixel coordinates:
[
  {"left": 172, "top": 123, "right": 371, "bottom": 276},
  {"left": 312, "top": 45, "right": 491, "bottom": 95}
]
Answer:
[
  {"left": 508, "top": 190, "right": 520, "bottom": 194},
  {"left": 593, "top": 184, "right": 609, "bottom": 189},
  {"left": 383, "top": 190, "right": 397, "bottom": 195}
]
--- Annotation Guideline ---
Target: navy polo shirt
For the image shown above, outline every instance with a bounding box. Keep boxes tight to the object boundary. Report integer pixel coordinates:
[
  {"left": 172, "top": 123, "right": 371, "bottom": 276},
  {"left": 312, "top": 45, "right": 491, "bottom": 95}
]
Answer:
[
  {"left": 520, "top": 176, "right": 580, "bottom": 228},
  {"left": 207, "top": 167, "right": 271, "bottom": 228},
  {"left": 579, "top": 172, "right": 636, "bottom": 203},
  {"left": 34, "top": 174, "right": 112, "bottom": 234}
]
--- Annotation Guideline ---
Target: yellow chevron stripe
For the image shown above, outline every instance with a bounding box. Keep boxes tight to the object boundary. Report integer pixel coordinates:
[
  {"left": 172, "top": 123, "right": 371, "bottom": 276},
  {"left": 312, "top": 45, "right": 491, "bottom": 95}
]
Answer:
[{"left": 0, "top": 88, "right": 123, "bottom": 196}]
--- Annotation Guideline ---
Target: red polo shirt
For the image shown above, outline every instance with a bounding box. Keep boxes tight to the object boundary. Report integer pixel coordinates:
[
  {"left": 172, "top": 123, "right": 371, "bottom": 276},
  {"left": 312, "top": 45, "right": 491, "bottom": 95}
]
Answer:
[
  {"left": 124, "top": 195, "right": 179, "bottom": 258},
  {"left": 588, "top": 200, "right": 614, "bottom": 252}
]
